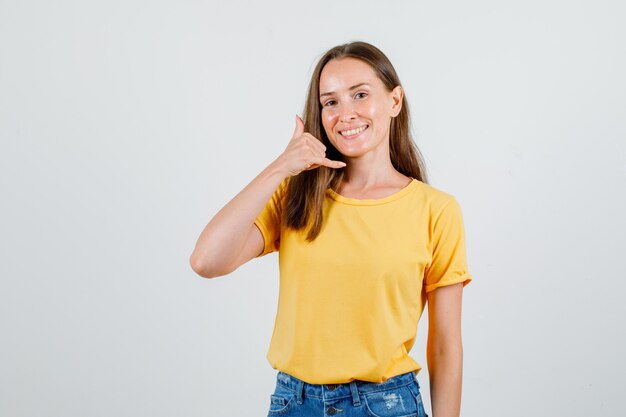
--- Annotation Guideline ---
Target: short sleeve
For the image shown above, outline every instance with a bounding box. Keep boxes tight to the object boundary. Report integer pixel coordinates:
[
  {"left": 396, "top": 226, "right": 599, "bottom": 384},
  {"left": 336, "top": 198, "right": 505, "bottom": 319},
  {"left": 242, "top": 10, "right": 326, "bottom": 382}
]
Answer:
[
  {"left": 253, "top": 178, "right": 288, "bottom": 258},
  {"left": 424, "top": 197, "right": 473, "bottom": 293}
]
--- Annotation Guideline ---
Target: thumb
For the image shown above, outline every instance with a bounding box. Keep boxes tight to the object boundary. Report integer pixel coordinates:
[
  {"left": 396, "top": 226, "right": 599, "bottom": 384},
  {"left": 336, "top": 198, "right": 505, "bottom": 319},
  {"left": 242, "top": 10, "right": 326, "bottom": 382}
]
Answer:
[{"left": 292, "top": 114, "right": 305, "bottom": 138}]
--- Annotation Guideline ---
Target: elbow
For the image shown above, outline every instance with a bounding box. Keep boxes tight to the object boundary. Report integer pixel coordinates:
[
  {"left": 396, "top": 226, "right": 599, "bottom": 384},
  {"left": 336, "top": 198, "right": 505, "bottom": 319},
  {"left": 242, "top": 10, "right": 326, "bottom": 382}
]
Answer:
[
  {"left": 426, "top": 338, "right": 463, "bottom": 361},
  {"left": 189, "top": 254, "right": 223, "bottom": 279},
  {"left": 189, "top": 254, "right": 232, "bottom": 278}
]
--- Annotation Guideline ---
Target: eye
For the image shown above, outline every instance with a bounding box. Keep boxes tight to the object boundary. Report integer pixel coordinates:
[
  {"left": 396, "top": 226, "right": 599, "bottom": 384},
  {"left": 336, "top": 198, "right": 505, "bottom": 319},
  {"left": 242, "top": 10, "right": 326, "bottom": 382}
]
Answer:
[
  {"left": 355, "top": 92, "right": 368, "bottom": 99},
  {"left": 323, "top": 100, "right": 336, "bottom": 107}
]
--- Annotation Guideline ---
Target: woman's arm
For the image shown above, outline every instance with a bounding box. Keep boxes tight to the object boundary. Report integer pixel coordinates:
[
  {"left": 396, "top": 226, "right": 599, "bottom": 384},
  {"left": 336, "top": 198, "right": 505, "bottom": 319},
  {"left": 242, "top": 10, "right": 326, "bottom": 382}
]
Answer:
[
  {"left": 426, "top": 282, "right": 464, "bottom": 417},
  {"left": 189, "top": 160, "right": 288, "bottom": 278},
  {"left": 189, "top": 115, "right": 346, "bottom": 278}
]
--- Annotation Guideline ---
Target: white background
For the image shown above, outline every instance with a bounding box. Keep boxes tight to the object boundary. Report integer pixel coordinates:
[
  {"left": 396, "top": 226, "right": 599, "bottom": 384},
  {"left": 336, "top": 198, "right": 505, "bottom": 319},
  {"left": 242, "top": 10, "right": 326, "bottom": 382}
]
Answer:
[{"left": 1, "top": 1, "right": 624, "bottom": 416}]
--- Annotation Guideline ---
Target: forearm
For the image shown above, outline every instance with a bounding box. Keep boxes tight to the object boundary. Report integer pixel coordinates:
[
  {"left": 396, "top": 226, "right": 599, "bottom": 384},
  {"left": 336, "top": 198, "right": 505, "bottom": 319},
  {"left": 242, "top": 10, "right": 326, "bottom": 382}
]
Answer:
[
  {"left": 427, "top": 343, "right": 463, "bottom": 417},
  {"left": 190, "top": 159, "right": 288, "bottom": 275}
]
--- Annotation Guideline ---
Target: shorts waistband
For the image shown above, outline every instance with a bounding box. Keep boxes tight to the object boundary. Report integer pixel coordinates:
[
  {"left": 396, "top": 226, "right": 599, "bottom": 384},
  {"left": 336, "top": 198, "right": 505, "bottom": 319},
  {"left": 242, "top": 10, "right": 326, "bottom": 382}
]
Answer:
[{"left": 275, "top": 370, "right": 419, "bottom": 404}]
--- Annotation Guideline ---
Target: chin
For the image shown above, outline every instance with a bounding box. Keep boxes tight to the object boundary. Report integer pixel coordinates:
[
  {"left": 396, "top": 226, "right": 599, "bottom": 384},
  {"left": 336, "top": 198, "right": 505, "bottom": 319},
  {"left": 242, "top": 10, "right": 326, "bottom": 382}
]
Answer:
[
  {"left": 337, "top": 149, "right": 368, "bottom": 159},
  {"left": 338, "top": 140, "right": 370, "bottom": 153}
]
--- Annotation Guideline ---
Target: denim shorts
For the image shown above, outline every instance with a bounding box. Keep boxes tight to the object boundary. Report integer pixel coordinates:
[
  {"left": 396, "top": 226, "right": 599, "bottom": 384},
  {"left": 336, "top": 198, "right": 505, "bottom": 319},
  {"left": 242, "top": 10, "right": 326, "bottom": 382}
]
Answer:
[{"left": 267, "top": 370, "right": 428, "bottom": 417}]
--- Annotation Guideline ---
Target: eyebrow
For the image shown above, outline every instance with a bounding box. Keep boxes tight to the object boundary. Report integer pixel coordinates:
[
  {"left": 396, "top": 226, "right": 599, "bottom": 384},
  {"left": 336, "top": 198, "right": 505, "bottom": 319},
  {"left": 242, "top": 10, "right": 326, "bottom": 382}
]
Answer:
[{"left": 320, "top": 83, "right": 371, "bottom": 98}]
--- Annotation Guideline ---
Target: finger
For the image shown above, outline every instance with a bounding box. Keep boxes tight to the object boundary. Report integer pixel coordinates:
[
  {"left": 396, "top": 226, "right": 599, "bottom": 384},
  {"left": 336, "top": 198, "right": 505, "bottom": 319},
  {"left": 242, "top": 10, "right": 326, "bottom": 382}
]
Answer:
[
  {"left": 316, "top": 157, "right": 347, "bottom": 169},
  {"left": 302, "top": 132, "right": 326, "bottom": 154},
  {"left": 292, "top": 114, "right": 305, "bottom": 139},
  {"left": 306, "top": 139, "right": 327, "bottom": 159}
]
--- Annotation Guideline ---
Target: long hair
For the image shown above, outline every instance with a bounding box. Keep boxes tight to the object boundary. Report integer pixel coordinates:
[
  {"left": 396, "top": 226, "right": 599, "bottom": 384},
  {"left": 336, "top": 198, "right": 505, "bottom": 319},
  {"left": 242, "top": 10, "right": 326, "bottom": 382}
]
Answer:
[{"left": 284, "top": 41, "right": 429, "bottom": 241}]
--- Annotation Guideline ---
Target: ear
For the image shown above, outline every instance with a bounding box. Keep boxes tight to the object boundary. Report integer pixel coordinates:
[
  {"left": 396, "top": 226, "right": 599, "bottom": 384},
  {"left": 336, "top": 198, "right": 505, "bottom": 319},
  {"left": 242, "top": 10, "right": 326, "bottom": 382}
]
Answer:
[{"left": 390, "top": 85, "right": 403, "bottom": 117}]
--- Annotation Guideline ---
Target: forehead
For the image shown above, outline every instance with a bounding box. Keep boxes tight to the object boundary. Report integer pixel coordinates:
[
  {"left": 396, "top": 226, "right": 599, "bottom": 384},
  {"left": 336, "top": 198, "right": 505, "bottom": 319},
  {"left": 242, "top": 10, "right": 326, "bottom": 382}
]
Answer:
[{"left": 319, "top": 58, "right": 380, "bottom": 92}]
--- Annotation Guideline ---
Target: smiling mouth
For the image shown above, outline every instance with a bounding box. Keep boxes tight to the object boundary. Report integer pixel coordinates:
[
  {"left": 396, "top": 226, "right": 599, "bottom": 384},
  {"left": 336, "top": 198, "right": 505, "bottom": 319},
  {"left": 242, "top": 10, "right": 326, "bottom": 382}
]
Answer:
[{"left": 339, "top": 125, "right": 369, "bottom": 138}]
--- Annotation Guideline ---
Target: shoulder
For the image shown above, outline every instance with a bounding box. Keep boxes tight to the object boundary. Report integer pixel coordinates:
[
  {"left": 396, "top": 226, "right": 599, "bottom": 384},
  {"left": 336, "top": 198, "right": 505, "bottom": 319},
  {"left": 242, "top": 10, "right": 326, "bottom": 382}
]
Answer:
[{"left": 413, "top": 179, "right": 458, "bottom": 215}]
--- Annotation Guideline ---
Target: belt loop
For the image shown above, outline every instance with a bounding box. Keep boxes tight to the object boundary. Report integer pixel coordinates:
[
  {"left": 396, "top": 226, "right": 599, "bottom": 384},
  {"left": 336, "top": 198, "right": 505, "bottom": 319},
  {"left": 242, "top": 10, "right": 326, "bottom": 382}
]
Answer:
[
  {"left": 349, "top": 381, "right": 361, "bottom": 406},
  {"left": 296, "top": 379, "right": 304, "bottom": 404}
]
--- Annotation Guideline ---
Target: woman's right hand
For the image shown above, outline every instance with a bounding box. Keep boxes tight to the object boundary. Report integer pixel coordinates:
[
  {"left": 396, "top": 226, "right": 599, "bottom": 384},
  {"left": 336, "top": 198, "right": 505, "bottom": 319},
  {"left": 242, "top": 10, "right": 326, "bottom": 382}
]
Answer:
[{"left": 274, "top": 115, "right": 346, "bottom": 177}]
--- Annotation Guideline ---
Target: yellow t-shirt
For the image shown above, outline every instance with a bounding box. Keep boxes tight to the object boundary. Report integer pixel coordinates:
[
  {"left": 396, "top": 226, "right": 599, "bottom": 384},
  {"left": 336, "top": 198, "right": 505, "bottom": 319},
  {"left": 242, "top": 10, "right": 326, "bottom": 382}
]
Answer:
[{"left": 254, "top": 177, "right": 472, "bottom": 384}]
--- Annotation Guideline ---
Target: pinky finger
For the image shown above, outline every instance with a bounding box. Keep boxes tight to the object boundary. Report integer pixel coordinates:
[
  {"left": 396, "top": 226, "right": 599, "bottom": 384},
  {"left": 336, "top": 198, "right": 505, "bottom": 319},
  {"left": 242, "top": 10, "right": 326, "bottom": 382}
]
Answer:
[{"left": 322, "top": 158, "right": 347, "bottom": 169}]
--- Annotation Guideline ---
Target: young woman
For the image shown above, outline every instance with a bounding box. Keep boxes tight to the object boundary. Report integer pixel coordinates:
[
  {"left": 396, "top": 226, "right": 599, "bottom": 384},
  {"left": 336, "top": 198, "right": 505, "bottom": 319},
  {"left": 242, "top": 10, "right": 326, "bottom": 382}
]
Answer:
[{"left": 190, "top": 41, "right": 472, "bottom": 417}]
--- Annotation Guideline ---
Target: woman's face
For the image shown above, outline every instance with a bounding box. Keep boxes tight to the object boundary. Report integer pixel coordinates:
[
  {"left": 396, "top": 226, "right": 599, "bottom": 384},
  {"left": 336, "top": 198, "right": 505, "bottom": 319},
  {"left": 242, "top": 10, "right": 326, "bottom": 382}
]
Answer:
[{"left": 319, "top": 57, "right": 402, "bottom": 159}]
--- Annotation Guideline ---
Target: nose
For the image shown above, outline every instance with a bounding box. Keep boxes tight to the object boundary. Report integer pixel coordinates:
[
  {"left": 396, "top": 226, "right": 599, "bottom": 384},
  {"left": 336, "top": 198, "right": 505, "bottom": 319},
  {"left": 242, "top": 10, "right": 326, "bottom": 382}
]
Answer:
[{"left": 339, "top": 102, "right": 357, "bottom": 122}]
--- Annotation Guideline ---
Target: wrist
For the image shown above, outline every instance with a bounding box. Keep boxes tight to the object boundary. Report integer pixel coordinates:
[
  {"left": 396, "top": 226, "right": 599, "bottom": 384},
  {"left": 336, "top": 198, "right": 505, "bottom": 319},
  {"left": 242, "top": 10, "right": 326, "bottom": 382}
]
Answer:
[{"left": 266, "top": 158, "right": 291, "bottom": 180}]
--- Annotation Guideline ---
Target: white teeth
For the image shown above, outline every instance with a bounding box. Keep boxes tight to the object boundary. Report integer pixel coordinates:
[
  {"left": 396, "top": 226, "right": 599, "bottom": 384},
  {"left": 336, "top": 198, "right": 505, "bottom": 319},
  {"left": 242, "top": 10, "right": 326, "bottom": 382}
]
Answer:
[{"left": 340, "top": 125, "right": 367, "bottom": 136}]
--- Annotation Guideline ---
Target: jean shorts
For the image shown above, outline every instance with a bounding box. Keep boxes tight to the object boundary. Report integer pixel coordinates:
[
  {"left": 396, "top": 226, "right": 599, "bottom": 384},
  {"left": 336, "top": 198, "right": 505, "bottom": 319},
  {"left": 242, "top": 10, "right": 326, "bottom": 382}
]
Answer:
[{"left": 267, "top": 370, "right": 428, "bottom": 417}]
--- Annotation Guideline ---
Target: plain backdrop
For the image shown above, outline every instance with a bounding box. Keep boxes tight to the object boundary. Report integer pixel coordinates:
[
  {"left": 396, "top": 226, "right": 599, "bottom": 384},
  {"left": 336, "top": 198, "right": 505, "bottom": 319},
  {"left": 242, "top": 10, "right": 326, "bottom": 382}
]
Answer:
[{"left": 1, "top": 1, "right": 625, "bottom": 416}]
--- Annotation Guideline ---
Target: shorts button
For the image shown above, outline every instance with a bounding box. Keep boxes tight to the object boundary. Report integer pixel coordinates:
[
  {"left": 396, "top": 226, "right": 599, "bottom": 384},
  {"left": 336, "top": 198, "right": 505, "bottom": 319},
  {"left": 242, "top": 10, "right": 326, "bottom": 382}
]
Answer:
[
  {"left": 326, "top": 384, "right": 339, "bottom": 390},
  {"left": 327, "top": 405, "right": 341, "bottom": 415}
]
